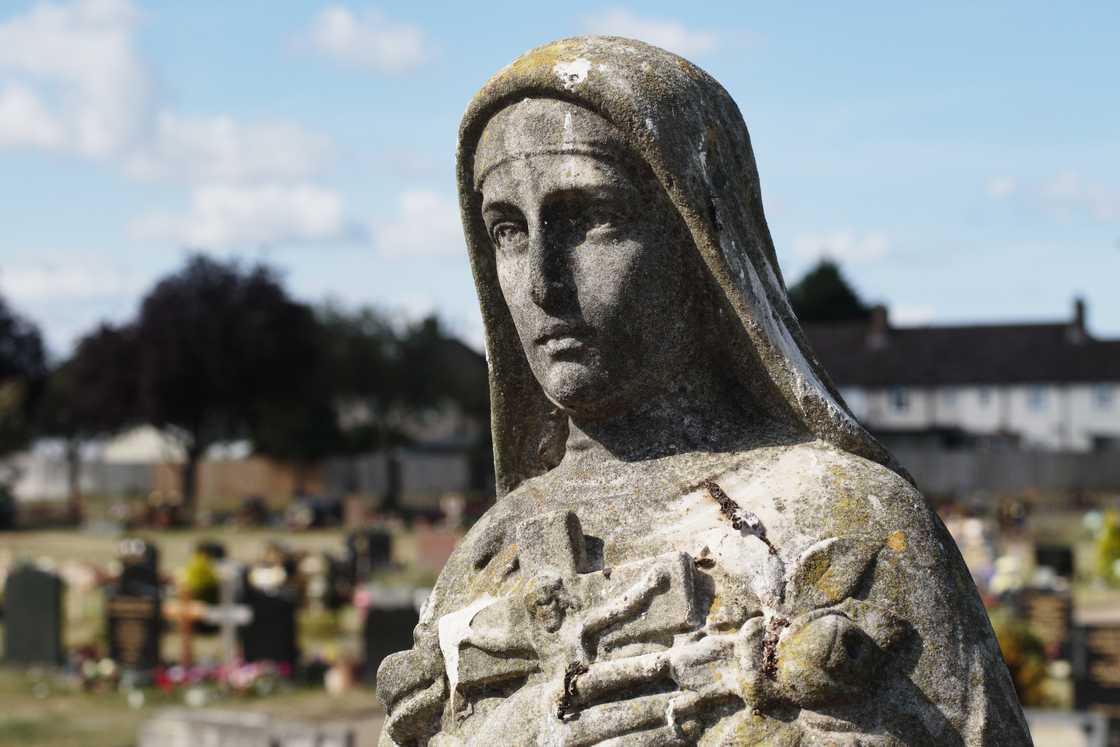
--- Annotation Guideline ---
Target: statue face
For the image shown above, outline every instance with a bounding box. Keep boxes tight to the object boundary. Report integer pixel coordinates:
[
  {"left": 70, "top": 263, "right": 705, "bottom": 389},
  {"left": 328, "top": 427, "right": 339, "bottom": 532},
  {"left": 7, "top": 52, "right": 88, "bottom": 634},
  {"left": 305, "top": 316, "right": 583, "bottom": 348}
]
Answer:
[{"left": 478, "top": 128, "right": 694, "bottom": 417}]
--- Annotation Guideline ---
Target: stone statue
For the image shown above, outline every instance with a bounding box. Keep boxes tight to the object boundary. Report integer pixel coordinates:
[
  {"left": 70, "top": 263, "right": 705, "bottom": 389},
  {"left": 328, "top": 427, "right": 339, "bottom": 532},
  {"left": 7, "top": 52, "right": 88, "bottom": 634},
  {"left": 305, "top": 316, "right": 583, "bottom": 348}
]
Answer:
[{"left": 376, "top": 36, "right": 1032, "bottom": 746}]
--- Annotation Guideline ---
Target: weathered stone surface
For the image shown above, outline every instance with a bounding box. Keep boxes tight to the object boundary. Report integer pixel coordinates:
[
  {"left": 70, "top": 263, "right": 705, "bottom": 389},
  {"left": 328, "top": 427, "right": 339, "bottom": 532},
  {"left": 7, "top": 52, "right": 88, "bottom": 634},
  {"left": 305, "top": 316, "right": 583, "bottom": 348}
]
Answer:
[
  {"left": 138, "top": 708, "right": 372, "bottom": 747},
  {"left": 376, "top": 35, "right": 1032, "bottom": 745}
]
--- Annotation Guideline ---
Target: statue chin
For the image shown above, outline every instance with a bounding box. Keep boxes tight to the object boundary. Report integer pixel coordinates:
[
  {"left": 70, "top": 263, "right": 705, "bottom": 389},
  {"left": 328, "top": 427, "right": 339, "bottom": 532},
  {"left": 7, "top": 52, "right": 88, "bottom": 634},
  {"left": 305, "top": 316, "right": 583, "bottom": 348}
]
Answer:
[{"left": 537, "top": 360, "right": 621, "bottom": 415}]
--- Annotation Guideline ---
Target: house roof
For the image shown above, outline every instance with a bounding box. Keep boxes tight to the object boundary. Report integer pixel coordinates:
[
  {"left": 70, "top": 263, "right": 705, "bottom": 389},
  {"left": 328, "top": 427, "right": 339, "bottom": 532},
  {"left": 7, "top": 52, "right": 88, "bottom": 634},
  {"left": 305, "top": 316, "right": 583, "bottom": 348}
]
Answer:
[{"left": 803, "top": 314, "right": 1120, "bottom": 388}]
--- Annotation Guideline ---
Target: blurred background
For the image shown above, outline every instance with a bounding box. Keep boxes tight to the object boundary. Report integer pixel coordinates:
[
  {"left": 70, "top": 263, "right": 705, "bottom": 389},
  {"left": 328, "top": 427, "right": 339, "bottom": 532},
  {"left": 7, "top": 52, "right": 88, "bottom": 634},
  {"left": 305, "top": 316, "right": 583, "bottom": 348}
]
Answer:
[{"left": 0, "top": 1, "right": 1117, "bottom": 745}]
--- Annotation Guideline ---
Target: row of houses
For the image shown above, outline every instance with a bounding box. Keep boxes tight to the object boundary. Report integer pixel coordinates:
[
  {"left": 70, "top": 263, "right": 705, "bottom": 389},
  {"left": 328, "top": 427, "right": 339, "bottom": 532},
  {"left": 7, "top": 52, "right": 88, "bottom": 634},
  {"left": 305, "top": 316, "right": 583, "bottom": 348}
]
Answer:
[
  {"left": 806, "top": 299, "right": 1120, "bottom": 453},
  {"left": 8, "top": 299, "right": 1117, "bottom": 506}
]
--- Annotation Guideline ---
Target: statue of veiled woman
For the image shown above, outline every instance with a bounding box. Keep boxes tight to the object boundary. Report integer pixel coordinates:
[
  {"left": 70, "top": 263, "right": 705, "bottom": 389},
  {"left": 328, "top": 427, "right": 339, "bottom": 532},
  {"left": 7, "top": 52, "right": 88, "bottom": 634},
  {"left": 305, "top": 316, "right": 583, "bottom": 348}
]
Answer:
[{"left": 376, "top": 37, "right": 1031, "bottom": 746}]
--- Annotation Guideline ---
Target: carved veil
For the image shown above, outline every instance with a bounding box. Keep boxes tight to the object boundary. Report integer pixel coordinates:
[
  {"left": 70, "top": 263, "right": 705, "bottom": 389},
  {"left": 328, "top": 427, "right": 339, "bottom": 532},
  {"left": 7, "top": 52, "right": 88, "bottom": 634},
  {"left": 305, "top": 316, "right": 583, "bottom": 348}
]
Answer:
[{"left": 456, "top": 36, "right": 906, "bottom": 496}]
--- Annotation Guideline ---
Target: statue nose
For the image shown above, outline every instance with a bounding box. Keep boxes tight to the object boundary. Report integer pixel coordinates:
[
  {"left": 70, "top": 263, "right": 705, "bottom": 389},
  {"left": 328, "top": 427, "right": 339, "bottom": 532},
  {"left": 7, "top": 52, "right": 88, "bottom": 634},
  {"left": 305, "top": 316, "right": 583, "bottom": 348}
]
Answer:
[{"left": 527, "top": 226, "right": 572, "bottom": 309}]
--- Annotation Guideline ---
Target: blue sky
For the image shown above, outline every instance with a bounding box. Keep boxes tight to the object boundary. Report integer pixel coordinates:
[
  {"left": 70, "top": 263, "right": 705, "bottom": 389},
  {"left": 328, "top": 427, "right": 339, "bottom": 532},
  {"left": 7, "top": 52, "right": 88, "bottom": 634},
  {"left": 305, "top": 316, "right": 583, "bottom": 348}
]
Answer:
[{"left": 1, "top": 0, "right": 1117, "bottom": 356}]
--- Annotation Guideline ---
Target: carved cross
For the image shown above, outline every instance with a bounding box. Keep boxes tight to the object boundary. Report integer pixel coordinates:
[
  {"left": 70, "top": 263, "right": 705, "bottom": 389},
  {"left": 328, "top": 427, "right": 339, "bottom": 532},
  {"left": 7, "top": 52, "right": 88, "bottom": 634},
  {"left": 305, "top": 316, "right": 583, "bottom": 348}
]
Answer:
[{"left": 445, "top": 511, "right": 705, "bottom": 703}]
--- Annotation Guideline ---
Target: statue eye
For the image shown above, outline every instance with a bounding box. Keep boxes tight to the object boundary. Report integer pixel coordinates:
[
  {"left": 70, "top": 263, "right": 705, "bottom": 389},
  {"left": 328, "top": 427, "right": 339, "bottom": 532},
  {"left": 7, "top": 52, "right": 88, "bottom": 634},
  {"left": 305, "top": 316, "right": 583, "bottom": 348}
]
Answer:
[
  {"left": 581, "top": 204, "right": 625, "bottom": 234},
  {"left": 490, "top": 221, "right": 527, "bottom": 251}
]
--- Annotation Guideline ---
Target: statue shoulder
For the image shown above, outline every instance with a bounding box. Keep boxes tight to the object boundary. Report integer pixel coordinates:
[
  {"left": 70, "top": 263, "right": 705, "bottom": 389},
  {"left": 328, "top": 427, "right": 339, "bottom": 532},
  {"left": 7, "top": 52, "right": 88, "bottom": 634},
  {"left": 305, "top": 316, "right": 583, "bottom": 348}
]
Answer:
[
  {"left": 716, "top": 440, "right": 920, "bottom": 501},
  {"left": 709, "top": 441, "right": 932, "bottom": 546}
]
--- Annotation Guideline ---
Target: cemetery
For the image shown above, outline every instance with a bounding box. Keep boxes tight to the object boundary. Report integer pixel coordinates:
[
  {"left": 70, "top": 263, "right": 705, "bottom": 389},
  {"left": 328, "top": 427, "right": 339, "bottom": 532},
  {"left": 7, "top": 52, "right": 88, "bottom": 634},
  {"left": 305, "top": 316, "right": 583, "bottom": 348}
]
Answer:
[{"left": 0, "top": 516, "right": 463, "bottom": 746}]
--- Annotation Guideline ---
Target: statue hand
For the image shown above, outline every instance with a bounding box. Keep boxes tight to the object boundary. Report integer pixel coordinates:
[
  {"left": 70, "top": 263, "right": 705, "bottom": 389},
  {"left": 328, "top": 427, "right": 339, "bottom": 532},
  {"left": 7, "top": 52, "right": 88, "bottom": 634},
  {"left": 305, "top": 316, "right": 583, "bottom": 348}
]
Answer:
[
  {"left": 773, "top": 600, "right": 908, "bottom": 709},
  {"left": 377, "top": 644, "right": 447, "bottom": 745}
]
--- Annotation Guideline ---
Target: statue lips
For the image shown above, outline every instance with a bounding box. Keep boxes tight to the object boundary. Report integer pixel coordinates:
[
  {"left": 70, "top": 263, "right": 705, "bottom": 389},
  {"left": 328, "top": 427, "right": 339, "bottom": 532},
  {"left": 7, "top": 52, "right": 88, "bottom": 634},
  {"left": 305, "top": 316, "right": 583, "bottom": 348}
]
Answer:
[{"left": 535, "top": 323, "right": 591, "bottom": 358}]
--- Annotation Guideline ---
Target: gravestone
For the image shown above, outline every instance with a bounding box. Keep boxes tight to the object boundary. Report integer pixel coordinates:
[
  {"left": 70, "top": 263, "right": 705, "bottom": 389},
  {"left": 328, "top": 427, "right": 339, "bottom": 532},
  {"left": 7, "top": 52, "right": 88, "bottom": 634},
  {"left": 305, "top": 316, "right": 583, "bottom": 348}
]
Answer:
[
  {"left": 139, "top": 709, "right": 366, "bottom": 747},
  {"left": 2, "top": 564, "right": 65, "bottom": 666},
  {"left": 323, "top": 553, "right": 353, "bottom": 611},
  {"left": 119, "top": 537, "right": 160, "bottom": 577},
  {"left": 1016, "top": 588, "right": 1074, "bottom": 660},
  {"left": 346, "top": 528, "right": 392, "bottom": 582},
  {"left": 1024, "top": 709, "right": 1108, "bottom": 747},
  {"left": 237, "top": 570, "right": 299, "bottom": 670},
  {"left": 1036, "top": 544, "right": 1075, "bottom": 579},
  {"left": 196, "top": 540, "right": 227, "bottom": 561},
  {"left": 361, "top": 586, "right": 426, "bottom": 686},
  {"left": 106, "top": 539, "right": 163, "bottom": 673},
  {"left": 412, "top": 526, "right": 461, "bottom": 573},
  {"left": 1074, "top": 621, "right": 1120, "bottom": 743}
]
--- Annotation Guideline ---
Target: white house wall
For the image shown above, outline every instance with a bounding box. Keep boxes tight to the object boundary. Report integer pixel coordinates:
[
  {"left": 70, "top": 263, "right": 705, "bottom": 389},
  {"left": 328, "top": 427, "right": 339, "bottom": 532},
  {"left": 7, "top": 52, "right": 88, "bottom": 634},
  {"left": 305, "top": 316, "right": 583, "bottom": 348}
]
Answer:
[{"left": 846, "top": 383, "right": 1120, "bottom": 452}]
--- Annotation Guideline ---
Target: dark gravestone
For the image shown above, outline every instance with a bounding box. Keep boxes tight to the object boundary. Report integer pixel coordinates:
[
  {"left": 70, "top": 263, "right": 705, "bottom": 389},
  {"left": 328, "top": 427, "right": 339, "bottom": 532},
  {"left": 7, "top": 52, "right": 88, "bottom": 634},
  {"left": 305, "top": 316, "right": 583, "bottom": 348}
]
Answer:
[
  {"left": 119, "top": 537, "right": 160, "bottom": 577},
  {"left": 106, "top": 542, "right": 163, "bottom": 673},
  {"left": 1036, "top": 544, "right": 1075, "bottom": 579},
  {"left": 346, "top": 529, "right": 392, "bottom": 583},
  {"left": 1016, "top": 588, "right": 1073, "bottom": 660},
  {"left": 362, "top": 587, "right": 422, "bottom": 685},
  {"left": 106, "top": 586, "right": 162, "bottom": 673},
  {"left": 323, "top": 553, "right": 353, "bottom": 611},
  {"left": 237, "top": 574, "right": 299, "bottom": 671},
  {"left": 196, "top": 540, "right": 227, "bottom": 561},
  {"left": 2, "top": 565, "right": 65, "bottom": 666},
  {"left": 1074, "top": 622, "right": 1120, "bottom": 741}
]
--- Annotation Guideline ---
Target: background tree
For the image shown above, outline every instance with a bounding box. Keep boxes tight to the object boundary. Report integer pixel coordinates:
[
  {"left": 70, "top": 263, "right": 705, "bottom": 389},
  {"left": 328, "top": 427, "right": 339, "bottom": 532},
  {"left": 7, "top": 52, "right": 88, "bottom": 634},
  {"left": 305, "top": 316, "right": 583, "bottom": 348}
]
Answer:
[
  {"left": 36, "top": 324, "right": 138, "bottom": 518},
  {"left": 788, "top": 260, "right": 871, "bottom": 323},
  {"left": 132, "top": 254, "right": 326, "bottom": 516},
  {"left": 397, "top": 316, "right": 487, "bottom": 417},
  {"left": 0, "top": 293, "right": 45, "bottom": 527},
  {"left": 317, "top": 304, "right": 403, "bottom": 453},
  {"left": 0, "top": 293, "right": 47, "bottom": 458}
]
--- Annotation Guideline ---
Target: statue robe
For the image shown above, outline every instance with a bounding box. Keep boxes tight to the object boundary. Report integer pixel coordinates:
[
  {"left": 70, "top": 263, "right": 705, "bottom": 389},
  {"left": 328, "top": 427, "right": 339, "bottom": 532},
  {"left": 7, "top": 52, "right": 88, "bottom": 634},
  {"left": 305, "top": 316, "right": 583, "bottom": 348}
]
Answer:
[{"left": 379, "top": 441, "right": 1029, "bottom": 745}]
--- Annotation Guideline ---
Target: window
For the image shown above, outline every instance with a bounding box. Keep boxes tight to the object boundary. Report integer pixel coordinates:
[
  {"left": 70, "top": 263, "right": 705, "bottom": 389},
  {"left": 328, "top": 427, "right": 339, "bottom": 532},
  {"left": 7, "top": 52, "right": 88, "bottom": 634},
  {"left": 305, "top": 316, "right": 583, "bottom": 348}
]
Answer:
[
  {"left": 1028, "top": 386, "right": 1048, "bottom": 411},
  {"left": 942, "top": 388, "right": 957, "bottom": 408},
  {"left": 978, "top": 387, "right": 992, "bottom": 406},
  {"left": 889, "top": 387, "right": 910, "bottom": 412},
  {"left": 1095, "top": 385, "right": 1116, "bottom": 409}
]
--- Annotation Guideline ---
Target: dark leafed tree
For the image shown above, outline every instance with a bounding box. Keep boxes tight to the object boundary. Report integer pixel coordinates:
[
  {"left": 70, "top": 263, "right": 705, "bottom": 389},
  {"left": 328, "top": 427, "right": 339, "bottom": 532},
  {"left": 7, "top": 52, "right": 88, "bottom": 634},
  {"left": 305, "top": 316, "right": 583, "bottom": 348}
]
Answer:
[
  {"left": 787, "top": 260, "right": 871, "bottom": 323},
  {"left": 0, "top": 293, "right": 47, "bottom": 458},
  {"left": 398, "top": 316, "right": 489, "bottom": 421},
  {"left": 37, "top": 324, "right": 139, "bottom": 518},
  {"left": 133, "top": 254, "right": 325, "bottom": 516},
  {"left": 317, "top": 303, "right": 403, "bottom": 452}
]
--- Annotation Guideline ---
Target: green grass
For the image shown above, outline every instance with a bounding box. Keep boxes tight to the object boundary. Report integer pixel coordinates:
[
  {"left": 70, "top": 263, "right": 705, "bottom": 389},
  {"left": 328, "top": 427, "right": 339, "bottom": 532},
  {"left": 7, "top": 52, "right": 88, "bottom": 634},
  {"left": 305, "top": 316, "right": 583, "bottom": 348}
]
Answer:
[{"left": 0, "top": 669, "right": 384, "bottom": 747}]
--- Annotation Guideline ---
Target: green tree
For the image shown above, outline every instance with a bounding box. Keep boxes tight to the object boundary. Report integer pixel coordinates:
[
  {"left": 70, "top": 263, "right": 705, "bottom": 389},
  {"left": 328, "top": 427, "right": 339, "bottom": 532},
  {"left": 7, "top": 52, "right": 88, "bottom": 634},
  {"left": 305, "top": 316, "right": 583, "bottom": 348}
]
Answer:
[
  {"left": 317, "top": 303, "right": 403, "bottom": 452},
  {"left": 788, "top": 260, "right": 870, "bottom": 323},
  {"left": 0, "top": 293, "right": 47, "bottom": 458},
  {"left": 36, "top": 324, "right": 138, "bottom": 518},
  {"left": 132, "top": 254, "right": 327, "bottom": 516}
]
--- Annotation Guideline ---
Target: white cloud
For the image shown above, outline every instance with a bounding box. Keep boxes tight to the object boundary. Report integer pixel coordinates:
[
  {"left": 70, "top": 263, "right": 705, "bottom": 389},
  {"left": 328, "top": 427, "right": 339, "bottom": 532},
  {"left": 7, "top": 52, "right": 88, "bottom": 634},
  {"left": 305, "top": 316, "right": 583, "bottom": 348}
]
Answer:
[
  {"left": 791, "top": 230, "right": 891, "bottom": 264},
  {"left": 124, "top": 112, "right": 332, "bottom": 184},
  {"left": 1040, "top": 171, "right": 1120, "bottom": 221},
  {"left": 0, "top": 0, "right": 334, "bottom": 185},
  {"left": 985, "top": 175, "right": 1017, "bottom": 199},
  {"left": 0, "top": 250, "right": 143, "bottom": 301},
  {"left": 373, "top": 190, "right": 463, "bottom": 257},
  {"left": 303, "top": 6, "right": 428, "bottom": 74},
  {"left": 584, "top": 8, "right": 720, "bottom": 56},
  {"left": 129, "top": 184, "right": 349, "bottom": 248},
  {"left": 0, "top": 249, "right": 148, "bottom": 353},
  {"left": 0, "top": 82, "right": 65, "bottom": 148},
  {"left": 0, "top": 0, "right": 151, "bottom": 158}
]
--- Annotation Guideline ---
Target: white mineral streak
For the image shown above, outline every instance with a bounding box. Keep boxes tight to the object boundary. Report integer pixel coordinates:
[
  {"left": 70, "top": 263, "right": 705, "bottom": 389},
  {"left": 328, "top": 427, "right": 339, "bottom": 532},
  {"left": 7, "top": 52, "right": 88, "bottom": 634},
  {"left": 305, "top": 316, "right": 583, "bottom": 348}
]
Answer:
[
  {"left": 437, "top": 594, "right": 496, "bottom": 702},
  {"left": 562, "top": 110, "right": 575, "bottom": 144},
  {"left": 553, "top": 58, "right": 591, "bottom": 89},
  {"left": 691, "top": 129, "right": 854, "bottom": 438}
]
